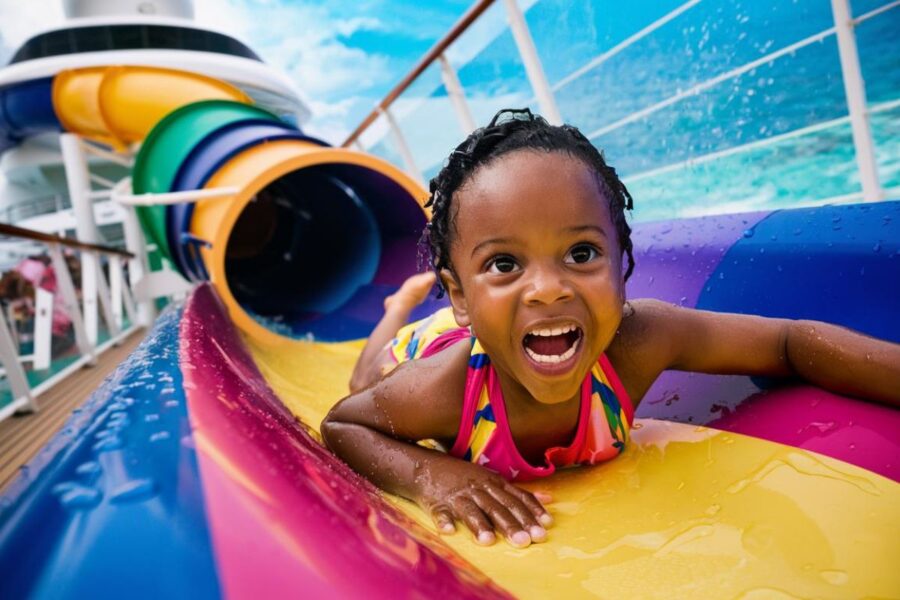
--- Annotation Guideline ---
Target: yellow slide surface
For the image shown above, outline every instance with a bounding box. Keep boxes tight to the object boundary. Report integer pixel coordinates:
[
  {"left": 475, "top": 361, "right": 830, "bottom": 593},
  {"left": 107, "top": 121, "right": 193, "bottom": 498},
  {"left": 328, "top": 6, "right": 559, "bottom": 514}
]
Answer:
[{"left": 249, "top": 335, "right": 900, "bottom": 599}]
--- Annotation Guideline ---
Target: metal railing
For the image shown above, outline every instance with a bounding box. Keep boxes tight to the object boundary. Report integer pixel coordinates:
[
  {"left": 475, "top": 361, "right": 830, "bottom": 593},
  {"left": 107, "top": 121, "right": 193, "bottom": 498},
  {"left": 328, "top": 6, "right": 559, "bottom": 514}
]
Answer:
[
  {"left": 0, "top": 223, "right": 139, "bottom": 422},
  {"left": 343, "top": 0, "right": 897, "bottom": 214}
]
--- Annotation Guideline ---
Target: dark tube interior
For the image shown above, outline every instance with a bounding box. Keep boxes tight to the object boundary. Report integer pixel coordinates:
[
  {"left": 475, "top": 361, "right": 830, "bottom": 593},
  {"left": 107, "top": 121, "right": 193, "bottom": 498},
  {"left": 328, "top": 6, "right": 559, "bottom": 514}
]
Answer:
[{"left": 224, "top": 163, "right": 433, "bottom": 341}]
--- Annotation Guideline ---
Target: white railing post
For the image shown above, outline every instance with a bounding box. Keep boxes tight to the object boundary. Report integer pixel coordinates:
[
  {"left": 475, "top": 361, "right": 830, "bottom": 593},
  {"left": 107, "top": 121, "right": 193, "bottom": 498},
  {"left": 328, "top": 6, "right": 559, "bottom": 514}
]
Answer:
[
  {"left": 439, "top": 54, "right": 477, "bottom": 135},
  {"left": 0, "top": 309, "right": 36, "bottom": 414},
  {"left": 831, "top": 0, "right": 883, "bottom": 202},
  {"left": 48, "top": 243, "right": 96, "bottom": 366},
  {"left": 121, "top": 201, "right": 155, "bottom": 327},
  {"left": 502, "top": 0, "right": 562, "bottom": 125},
  {"left": 90, "top": 252, "right": 121, "bottom": 339},
  {"left": 380, "top": 107, "right": 425, "bottom": 186},
  {"left": 110, "top": 254, "right": 124, "bottom": 330},
  {"left": 33, "top": 288, "right": 53, "bottom": 371}
]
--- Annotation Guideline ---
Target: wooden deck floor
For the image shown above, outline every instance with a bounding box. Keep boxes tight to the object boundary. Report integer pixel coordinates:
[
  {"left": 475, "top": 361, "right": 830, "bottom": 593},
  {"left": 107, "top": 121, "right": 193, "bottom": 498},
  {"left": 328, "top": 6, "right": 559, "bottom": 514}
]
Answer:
[{"left": 0, "top": 329, "right": 145, "bottom": 492}]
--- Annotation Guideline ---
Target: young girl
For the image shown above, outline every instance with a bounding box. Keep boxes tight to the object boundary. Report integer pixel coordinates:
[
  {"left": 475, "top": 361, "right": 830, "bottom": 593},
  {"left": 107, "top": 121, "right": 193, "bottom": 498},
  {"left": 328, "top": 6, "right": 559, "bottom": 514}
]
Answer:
[{"left": 321, "top": 109, "right": 900, "bottom": 549}]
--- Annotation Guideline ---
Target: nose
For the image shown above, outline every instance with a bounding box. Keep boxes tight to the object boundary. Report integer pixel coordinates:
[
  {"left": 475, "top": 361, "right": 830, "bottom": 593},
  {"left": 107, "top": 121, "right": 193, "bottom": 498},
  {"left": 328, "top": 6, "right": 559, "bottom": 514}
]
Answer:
[{"left": 523, "top": 262, "right": 574, "bottom": 306}]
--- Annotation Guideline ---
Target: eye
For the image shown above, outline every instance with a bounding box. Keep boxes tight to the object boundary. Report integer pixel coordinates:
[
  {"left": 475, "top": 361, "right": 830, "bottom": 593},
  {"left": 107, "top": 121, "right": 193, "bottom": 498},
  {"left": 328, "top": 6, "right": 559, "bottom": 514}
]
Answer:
[
  {"left": 565, "top": 244, "right": 600, "bottom": 264},
  {"left": 486, "top": 255, "right": 520, "bottom": 274}
]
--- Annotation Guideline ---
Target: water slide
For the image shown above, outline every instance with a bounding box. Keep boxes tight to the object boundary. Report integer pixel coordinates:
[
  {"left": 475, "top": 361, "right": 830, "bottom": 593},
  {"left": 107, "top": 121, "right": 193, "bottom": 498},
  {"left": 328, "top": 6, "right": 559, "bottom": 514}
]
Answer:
[{"left": 0, "top": 66, "right": 898, "bottom": 598}]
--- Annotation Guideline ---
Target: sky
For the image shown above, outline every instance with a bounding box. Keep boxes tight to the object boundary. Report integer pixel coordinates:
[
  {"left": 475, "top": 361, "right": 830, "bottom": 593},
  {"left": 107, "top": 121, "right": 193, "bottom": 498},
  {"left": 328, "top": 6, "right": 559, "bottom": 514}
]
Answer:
[{"left": 0, "top": 0, "right": 474, "bottom": 143}]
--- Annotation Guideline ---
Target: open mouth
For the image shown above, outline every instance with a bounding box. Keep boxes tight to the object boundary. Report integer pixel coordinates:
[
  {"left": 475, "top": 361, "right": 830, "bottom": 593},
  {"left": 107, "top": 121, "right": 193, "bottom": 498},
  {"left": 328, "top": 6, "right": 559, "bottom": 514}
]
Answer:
[{"left": 522, "top": 324, "right": 583, "bottom": 365}]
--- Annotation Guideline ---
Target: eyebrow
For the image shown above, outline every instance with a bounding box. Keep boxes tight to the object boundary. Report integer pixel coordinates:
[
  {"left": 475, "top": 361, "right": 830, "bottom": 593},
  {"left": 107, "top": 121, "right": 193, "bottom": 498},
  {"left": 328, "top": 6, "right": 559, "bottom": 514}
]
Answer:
[
  {"left": 565, "top": 225, "right": 608, "bottom": 237},
  {"left": 471, "top": 237, "right": 515, "bottom": 258}
]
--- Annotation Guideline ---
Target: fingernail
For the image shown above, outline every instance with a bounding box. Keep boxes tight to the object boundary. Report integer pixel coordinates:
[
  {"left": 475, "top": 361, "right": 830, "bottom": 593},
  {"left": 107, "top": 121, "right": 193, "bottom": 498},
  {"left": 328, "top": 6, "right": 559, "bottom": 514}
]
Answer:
[
  {"left": 477, "top": 531, "right": 495, "bottom": 545},
  {"left": 539, "top": 513, "right": 554, "bottom": 526},
  {"left": 529, "top": 526, "right": 547, "bottom": 541},
  {"left": 440, "top": 522, "right": 455, "bottom": 534},
  {"left": 510, "top": 531, "right": 531, "bottom": 547}
]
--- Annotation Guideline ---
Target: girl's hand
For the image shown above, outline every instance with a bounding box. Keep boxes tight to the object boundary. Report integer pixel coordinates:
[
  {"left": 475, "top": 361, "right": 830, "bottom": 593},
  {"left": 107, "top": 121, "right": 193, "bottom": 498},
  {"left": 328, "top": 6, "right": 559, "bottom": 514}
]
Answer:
[{"left": 414, "top": 456, "right": 553, "bottom": 548}]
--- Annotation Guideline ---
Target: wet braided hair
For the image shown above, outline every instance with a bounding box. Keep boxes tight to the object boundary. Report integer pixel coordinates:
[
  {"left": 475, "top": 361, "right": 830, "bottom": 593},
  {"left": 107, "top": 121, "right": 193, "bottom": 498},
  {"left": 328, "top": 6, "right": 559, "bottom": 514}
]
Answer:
[{"left": 421, "top": 108, "right": 635, "bottom": 294}]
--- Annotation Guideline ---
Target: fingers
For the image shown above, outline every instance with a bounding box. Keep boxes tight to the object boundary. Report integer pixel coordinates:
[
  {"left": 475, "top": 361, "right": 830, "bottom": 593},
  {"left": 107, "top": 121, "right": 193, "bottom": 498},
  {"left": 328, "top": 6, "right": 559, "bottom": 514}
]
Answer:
[
  {"left": 506, "top": 485, "right": 554, "bottom": 527},
  {"left": 451, "top": 497, "right": 496, "bottom": 546},
  {"left": 470, "top": 489, "right": 533, "bottom": 548},
  {"left": 484, "top": 487, "right": 547, "bottom": 544},
  {"left": 430, "top": 505, "right": 456, "bottom": 534}
]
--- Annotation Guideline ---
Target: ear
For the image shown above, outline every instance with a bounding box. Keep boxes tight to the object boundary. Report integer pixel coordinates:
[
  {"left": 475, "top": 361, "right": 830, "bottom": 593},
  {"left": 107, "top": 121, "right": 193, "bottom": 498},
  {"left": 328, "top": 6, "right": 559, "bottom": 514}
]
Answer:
[{"left": 439, "top": 269, "right": 470, "bottom": 327}]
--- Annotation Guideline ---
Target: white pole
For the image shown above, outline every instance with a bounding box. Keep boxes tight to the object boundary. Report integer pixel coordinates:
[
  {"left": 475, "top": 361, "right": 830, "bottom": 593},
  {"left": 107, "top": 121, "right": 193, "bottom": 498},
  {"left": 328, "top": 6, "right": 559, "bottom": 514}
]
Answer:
[
  {"left": 439, "top": 54, "right": 477, "bottom": 135},
  {"left": 110, "top": 254, "right": 124, "bottom": 330},
  {"left": 91, "top": 252, "right": 120, "bottom": 339},
  {"left": 48, "top": 243, "right": 96, "bottom": 366},
  {"left": 121, "top": 200, "right": 155, "bottom": 327},
  {"left": 380, "top": 107, "right": 425, "bottom": 186},
  {"left": 502, "top": 0, "right": 563, "bottom": 125},
  {"left": 831, "top": 0, "right": 883, "bottom": 202},
  {"left": 32, "top": 288, "right": 53, "bottom": 371},
  {"left": 59, "top": 133, "right": 102, "bottom": 345},
  {"left": 0, "top": 309, "right": 36, "bottom": 413}
]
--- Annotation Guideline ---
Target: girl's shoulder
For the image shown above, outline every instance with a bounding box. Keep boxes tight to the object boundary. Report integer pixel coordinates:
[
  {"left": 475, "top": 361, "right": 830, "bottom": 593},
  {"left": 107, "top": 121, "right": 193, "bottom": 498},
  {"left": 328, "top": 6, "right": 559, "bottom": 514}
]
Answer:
[
  {"left": 605, "top": 298, "right": 683, "bottom": 406},
  {"left": 377, "top": 333, "right": 472, "bottom": 441}
]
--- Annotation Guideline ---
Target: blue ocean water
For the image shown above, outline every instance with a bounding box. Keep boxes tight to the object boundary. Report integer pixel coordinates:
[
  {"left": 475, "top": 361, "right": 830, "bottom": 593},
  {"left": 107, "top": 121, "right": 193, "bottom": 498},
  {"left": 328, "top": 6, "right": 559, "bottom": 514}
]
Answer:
[{"left": 366, "top": 0, "right": 900, "bottom": 222}]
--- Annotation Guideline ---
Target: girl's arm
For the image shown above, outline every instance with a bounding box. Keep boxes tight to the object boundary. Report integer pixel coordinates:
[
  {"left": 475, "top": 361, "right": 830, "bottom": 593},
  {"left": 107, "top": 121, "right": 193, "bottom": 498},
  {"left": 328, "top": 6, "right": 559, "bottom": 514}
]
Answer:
[
  {"left": 610, "top": 299, "right": 900, "bottom": 407},
  {"left": 321, "top": 341, "right": 552, "bottom": 547}
]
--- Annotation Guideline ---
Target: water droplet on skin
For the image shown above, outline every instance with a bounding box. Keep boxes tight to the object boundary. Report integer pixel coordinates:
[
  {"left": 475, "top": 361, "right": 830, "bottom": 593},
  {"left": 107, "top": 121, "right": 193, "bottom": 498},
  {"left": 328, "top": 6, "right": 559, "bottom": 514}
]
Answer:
[{"left": 110, "top": 479, "right": 157, "bottom": 503}]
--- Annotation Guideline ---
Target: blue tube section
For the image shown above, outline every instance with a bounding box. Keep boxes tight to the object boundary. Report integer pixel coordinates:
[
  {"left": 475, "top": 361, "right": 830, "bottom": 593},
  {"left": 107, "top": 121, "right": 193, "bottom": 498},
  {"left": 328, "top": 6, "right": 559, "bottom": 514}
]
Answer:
[
  {"left": 0, "top": 77, "right": 60, "bottom": 153},
  {"left": 697, "top": 201, "right": 900, "bottom": 342},
  {"left": 0, "top": 307, "right": 221, "bottom": 600}
]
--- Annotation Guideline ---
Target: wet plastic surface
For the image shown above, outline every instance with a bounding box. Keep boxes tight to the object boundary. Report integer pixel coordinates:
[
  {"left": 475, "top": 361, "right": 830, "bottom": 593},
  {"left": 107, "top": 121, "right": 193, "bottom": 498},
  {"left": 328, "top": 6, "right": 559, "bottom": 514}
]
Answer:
[{"left": 0, "top": 306, "right": 221, "bottom": 599}]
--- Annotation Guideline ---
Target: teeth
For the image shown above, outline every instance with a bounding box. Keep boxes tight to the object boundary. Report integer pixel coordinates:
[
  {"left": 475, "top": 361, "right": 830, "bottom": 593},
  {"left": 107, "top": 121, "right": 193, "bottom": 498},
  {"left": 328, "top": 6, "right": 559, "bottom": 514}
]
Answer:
[
  {"left": 524, "top": 338, "right": 580, "bottom": 364},
  {"left": 528, "top": 324, "right": 577, "bottom": 337}
]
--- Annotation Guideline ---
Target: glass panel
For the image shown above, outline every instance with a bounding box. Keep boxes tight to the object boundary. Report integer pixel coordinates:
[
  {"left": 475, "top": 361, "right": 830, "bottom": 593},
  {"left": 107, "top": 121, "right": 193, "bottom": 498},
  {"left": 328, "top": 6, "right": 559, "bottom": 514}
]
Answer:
[
  {"left": 856, "top": 5, "right": 900, "bottom": 194},
  {"left": 394, "top": 62, "right": 468, "bottom": 179},
  {"left": 595, "top": 37, "right": 847, "bottom": 177},
  {"left": 450, "top": 1, "right": 537, "bottom": 127},
  {"left": 360, "top": 114, "right": 406, "bottom": 172}
]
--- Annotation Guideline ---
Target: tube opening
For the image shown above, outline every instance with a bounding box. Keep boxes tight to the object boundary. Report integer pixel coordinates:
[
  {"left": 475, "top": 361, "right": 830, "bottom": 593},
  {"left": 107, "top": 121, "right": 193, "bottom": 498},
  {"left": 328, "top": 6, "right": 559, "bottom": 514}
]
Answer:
[{"left": 223, "top": 163, "right": 428, "bottom": 341}]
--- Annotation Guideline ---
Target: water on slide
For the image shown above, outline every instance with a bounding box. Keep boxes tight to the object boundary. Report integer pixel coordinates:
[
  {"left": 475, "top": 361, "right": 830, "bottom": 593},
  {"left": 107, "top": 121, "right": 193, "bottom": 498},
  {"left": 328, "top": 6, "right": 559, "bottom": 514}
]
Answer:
[{"left": 246, "top": 335, "right": 899, "bottom": 599}]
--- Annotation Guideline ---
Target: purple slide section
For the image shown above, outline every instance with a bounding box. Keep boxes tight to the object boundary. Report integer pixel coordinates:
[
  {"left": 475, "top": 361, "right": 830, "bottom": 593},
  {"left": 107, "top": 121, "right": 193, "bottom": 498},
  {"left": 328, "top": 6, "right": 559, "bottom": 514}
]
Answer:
[
  {"left": 180, "top": 284, "right": 511, "bottom": 599},
  {"left": 627, "top": 211, "right": 771, "bottom": 422}
]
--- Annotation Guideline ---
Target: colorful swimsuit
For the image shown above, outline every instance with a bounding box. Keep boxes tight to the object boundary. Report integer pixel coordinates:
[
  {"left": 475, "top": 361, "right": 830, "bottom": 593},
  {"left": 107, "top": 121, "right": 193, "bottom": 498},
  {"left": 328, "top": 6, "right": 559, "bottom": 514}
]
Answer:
[{"left": 389, "top": 308, "right": 634, "bottom": 482}]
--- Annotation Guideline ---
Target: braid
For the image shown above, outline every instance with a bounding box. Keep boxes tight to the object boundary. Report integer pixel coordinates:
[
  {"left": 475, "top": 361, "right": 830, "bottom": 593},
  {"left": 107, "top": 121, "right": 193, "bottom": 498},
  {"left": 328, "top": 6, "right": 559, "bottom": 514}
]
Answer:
[{"left": 422, "top": 108, "right": 636, "bottom": 295}]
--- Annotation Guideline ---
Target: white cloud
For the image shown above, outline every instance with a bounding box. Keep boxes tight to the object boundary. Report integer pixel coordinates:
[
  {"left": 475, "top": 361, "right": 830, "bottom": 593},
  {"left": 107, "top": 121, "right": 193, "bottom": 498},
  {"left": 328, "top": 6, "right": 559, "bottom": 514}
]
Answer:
[{"left": 192, "top": 0, "right": 394, "bottom": 138}]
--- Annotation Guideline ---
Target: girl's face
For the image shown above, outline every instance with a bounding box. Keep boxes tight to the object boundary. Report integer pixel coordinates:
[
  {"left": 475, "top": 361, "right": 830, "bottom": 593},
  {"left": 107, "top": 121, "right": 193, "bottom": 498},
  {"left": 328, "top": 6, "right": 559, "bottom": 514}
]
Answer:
[{"left": 442, "top": 150, "right": 625, "bottom": 407}]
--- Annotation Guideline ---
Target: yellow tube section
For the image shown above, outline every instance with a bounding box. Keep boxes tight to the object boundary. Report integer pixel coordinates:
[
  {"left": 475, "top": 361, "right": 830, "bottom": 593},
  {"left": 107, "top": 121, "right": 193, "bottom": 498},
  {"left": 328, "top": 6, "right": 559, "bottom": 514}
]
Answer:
[
  {"left": 193, "top": 139, "right": 428, "bottom": 346},
  {"left": 53, "top": 66, "right": 251, "bottom": 149}
]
